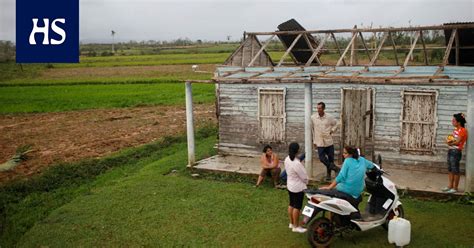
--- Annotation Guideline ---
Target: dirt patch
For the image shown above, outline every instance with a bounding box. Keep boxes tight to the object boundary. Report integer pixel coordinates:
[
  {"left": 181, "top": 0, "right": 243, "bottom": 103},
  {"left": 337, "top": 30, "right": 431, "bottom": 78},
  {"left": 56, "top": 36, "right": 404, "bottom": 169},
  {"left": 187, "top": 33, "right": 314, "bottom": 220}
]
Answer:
[{"left": 0, "top": 104, "right": 216, "bottom": 184}]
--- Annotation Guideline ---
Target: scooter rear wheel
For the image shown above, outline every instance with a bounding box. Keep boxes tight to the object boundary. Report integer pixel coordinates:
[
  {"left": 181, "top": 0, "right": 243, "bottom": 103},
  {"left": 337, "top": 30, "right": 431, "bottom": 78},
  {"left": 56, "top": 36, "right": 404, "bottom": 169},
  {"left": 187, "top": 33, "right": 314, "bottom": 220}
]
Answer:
[
  {"left": 382, "top": 205, "right": 405, "bottom": 230},
  {"left": 307, "top": 217, "right": 334, "bottom": 248}
]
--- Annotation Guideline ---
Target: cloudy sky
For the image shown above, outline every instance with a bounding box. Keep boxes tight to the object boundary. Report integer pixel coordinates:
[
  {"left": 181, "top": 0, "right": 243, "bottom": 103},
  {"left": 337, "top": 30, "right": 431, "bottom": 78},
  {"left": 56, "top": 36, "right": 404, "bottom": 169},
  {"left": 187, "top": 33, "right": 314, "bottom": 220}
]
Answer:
[{"left": 1, "top": 0, "right": 473, "bottom": 43}]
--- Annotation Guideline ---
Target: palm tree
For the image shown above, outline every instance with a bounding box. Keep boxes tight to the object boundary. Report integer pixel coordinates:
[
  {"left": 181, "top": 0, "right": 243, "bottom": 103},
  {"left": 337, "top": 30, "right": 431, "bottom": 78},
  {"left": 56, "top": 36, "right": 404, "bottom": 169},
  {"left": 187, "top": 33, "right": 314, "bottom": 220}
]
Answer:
[{"left": 111, "top": 30, "right": 116, "bottom": 53}]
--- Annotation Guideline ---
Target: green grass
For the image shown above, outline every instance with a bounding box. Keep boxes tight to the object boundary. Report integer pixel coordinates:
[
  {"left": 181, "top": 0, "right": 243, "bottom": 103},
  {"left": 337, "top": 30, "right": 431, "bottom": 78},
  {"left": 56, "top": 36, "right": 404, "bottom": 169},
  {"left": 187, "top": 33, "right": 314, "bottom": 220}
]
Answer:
[
  {"left": 0, "top": 126, "right": 218, "bottom": 247},
  {"left": 0, "top": 83, "right": 215, "bottom": 114},
  {"left": 0, "top": 72, "right": 213, "bottom": 86},
  {"left": 1, "top": 126, "right": 473, "bottom": 247}
]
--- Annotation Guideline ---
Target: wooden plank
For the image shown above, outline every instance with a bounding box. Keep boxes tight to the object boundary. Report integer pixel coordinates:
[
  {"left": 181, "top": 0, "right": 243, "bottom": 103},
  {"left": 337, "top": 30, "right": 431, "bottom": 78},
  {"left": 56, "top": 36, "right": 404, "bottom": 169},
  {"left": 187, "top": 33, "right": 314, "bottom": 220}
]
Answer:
[
  {"left": 245, "top": 23, "right": 474, "bottom": 35},
  {"left": 248, "top": 34, "right": 275, "bottom": 67},
  {"left": 359, "top": 32, "right": 372, "bottom": 62},
  {"left": 402, "top": 120, "right": 437, "bottom": 124},
  {"left": 368, "top": 32, "right": 388, "bottom": 66},
  {"left": 350, "top": 26, "right": 357, "bottom": 66},
  {"left": 434, "top": 29, "right": 457, "bottom": 76},
  {"left": 302, "top": 33, "right": 322, "bottom": 66},
  {"left": 216, "top": 78, "right": 474, "bottom": 86},
  {"left": 331, "top": 32, "right": 346, "bottom": 66},
  {"left": 305, "top": 33, "right": 330, "bottom": 66},
  {"left": 336, "top": 32, "right": 357, "bottom": 66},
  {"left": 402, "top": 31, "right": 420, "bottom": 69},
  {"left": 419, "top": 30, "right": 429, "bottom": 65},
  {"left": 455, "top": 30, "right": 460, "bottom": 66},
  {"left": 277, "top": 33, "right": 303, "bottom": 67},
  {"left": 388, "top": 32, "right": 400, "bottom": 66}
]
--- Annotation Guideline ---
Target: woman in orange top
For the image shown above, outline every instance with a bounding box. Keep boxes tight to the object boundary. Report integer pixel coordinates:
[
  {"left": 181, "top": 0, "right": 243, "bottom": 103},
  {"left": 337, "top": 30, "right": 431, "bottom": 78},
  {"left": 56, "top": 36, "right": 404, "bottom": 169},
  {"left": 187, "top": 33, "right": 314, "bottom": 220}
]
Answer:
[{"left": 442, "top": 113, "right": 468, "bottom": 194}]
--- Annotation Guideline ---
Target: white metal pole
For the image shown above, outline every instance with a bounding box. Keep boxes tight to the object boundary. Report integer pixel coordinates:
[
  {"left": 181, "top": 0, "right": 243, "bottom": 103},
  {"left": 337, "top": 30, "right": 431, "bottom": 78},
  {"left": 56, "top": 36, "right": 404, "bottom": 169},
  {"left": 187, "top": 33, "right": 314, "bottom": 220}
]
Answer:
[
  {"left": 185, "top": 81, "right": 195, "bottom": 166},
  {"left": 304, "top": 82, "right": 313, "bottom": 176},
  {"left": 465, "top": 85, "right": 474, "bottom": 192}
]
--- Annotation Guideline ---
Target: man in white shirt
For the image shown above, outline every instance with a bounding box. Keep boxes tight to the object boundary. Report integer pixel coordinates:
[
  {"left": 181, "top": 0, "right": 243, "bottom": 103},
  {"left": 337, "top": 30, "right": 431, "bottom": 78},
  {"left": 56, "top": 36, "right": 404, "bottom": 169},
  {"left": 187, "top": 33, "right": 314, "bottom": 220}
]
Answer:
[{"left": 311, "top": 102, "right": 340, "bottom": 182}]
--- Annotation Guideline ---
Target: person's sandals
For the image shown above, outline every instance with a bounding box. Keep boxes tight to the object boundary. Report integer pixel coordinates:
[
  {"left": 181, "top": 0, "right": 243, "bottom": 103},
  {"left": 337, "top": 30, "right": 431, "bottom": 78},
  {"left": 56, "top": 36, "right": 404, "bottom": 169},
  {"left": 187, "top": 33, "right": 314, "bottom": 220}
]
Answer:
[
  {"left": 292, "top": 226, "right": 307, "bottom": 233},
  {"left": 446, "top": 188, "right": 457, "bottom": 194}
]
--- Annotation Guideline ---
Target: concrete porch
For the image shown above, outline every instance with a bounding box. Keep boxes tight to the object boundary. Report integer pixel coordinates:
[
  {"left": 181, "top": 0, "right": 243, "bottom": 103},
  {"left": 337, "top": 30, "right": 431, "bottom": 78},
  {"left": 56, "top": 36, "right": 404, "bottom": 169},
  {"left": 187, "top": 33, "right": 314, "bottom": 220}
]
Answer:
[{"left": 192, "top": 155, "right": 466, "bottom": 194}]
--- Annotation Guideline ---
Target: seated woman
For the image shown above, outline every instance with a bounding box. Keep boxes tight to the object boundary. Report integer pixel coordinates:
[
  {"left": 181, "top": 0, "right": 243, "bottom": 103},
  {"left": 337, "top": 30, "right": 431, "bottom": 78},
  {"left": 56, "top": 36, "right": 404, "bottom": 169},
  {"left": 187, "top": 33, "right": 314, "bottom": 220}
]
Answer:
[
  {"left": 319, "top": 146, "right": 374, "bottom": 210},
  {"left": 255, "top": 145, "right": 281, "bottom": 188}
]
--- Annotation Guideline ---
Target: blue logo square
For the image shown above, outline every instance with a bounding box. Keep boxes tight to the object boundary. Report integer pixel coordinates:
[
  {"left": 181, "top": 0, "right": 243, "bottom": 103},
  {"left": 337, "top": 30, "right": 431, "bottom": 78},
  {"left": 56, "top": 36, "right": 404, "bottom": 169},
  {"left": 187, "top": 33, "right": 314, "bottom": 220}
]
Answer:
[{"left": 16, "top": 0, "right": 79, "bottom": 63}]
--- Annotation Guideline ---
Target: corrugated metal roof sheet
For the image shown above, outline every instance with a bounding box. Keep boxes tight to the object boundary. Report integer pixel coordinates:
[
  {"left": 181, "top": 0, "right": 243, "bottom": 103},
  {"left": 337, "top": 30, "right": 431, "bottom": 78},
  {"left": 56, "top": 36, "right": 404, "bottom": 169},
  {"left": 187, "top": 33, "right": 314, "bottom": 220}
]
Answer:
[
  {"left": 216, "top": 66, "right": 474, "bottom": 81},
  {"left": 444, "top": 22, "right": 474, "bottom": 66},
  {"left": 277, "top": 19, "right": 320, "bottom": 65}
]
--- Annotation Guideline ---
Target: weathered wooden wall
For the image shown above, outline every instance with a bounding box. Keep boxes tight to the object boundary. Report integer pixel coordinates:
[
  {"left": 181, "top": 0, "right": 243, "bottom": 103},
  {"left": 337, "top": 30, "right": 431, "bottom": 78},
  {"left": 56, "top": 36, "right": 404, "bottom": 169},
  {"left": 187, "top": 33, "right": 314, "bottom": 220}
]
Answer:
[{"left": 217, "top": 82, "right": 468, "bottom": 172}]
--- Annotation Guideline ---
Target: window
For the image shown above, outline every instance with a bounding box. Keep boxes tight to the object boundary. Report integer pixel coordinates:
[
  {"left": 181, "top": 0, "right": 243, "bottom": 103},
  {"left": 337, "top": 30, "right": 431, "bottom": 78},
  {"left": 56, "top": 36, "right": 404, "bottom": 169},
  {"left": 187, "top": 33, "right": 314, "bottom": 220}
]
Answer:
[
  {"left": 400, "top": 90, "right": 438, "bottom": 153},
  {"left": 258, "top": 88, "right": 286, "bottom": 143}
]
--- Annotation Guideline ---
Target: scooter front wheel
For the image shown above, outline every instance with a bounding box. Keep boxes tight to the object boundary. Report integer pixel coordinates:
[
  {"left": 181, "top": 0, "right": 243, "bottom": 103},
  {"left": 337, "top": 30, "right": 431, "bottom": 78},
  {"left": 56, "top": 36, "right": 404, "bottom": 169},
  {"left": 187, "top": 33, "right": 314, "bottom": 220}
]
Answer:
[
  {"left": 382, "top": 204, "right": 405, "bottom": 230},
  {"left": 307, "top": 217, "right": 334, "bottom": 248}
]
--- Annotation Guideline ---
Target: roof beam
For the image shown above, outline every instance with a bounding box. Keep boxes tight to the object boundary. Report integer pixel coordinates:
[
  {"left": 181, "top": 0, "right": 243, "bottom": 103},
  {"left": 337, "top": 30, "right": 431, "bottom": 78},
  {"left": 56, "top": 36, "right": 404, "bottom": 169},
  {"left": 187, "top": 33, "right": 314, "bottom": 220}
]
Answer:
[
  {"left": 388, "top": 32, "right": 400, "bottom": 66},
  {"left": 400, "top": 31, "right": 420, "bottom": 71},
  {"left": 419, "top": 30, "right": 429, "bottom": 65},
  {"left": 359, "top": 32, "right": 372, "bottom": 62},
  {"left": 302, "top": 33, "right": 322, "bottom": 66},
  {"left": 277, "top": 33, "right": 303, "bottom": 67},
  {"left": 331, "top": 33, "right": 346, "bottom": 66},
  {"left": 435, "top": 29, "right": 457, "bottom": 75},
  {"left": 455, "top": 30, "right": 460, "bottom": 66},
  {"left": 245, "top": 23, "right": 474, "bottom": 35},
  {"left": 337, "top": 32, "right": 357, "bottom": 66},
  {"left": 305, "top": 33, "right": 330, "bottom": 66},
  {"left": 368, "top": 32, "right": 388, "bottom": 66},
  {"left": 247, "top": 34, "right": 275, "bottom": 67}
]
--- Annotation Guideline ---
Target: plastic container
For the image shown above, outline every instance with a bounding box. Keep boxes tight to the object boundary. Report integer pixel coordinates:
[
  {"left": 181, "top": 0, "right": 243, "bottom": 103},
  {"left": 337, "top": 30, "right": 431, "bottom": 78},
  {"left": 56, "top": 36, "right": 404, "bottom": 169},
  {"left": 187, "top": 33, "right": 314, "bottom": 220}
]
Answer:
[{"left": 388, "top": 217, "right": 411, "bottom": 246}]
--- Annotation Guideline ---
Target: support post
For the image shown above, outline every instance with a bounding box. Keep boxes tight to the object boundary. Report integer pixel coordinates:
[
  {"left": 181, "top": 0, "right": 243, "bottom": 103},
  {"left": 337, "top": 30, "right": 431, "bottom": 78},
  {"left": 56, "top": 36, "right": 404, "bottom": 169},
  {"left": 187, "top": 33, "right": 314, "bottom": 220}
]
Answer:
[
  {"left": 304, "top": 82, "right": 313, "bottom": 176},
  {"left": 185, "top": 81, "right": 195, "bottom": 166},
  {"left": 465, "top": 85, "right": 474, "bottom": 192}
]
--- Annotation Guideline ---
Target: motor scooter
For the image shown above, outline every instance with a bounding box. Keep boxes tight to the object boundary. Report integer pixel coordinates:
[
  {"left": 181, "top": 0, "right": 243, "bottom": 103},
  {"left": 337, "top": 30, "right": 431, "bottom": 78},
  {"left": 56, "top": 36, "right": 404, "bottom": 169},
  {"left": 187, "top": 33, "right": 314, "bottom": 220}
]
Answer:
[{"left": 301, "top": 160, "right": 404, "bottom": 247}]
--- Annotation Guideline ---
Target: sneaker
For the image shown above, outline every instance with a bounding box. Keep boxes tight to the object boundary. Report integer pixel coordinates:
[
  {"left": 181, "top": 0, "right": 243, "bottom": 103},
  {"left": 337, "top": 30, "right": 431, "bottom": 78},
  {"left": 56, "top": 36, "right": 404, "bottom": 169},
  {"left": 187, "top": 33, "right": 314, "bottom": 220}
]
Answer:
[
  {"left": 289, "top": 223, "right": 295, "bottom": 229},
  {"left": 276, "top": 184, "right": 287, "bottom": 189},
  {"left": 446, "top": 188, "right": 457, "bottom": 194},
  {"left": 325, "top": 177, "right": 332, "bottom": 182},
  {"left": 292, "top": 226, "right": 307, "bottom": 233},
  {"left": 441, "top": 187, "right": 450, "bottom": 192}
]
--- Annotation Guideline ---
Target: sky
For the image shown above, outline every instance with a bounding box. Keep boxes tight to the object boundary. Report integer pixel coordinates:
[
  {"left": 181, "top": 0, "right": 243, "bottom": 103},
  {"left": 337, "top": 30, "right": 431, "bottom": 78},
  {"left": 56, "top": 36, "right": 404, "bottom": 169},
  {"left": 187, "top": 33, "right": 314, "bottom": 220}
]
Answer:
[{"left": 1, "top": 0, "right": 473, "bottom": 43}]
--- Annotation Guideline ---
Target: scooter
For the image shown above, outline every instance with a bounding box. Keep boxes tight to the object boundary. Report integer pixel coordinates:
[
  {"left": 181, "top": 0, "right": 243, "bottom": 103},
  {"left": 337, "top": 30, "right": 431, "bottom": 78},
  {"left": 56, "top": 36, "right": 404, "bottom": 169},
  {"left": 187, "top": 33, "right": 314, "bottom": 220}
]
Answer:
[{"left": 301, "top": 160, "right": 404, "bottom": 247}]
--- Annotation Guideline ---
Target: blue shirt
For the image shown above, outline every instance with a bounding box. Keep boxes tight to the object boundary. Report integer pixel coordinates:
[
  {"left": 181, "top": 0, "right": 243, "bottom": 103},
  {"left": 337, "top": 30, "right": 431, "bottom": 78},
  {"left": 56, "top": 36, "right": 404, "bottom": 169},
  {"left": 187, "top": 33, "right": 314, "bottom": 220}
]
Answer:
[{"left": 335, "top": 157, "right": 374, "bottom": 198}]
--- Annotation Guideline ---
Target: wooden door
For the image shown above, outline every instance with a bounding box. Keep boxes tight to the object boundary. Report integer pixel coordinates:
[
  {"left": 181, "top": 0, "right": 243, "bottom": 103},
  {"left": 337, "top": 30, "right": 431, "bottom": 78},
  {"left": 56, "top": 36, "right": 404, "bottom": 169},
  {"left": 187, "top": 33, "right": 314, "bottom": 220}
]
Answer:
[
  {"left": 341, "top": 88, "right": 374, "bottom": 159},
  {"left": 258, "top": 88, "right": 286, "bottom": 143}
]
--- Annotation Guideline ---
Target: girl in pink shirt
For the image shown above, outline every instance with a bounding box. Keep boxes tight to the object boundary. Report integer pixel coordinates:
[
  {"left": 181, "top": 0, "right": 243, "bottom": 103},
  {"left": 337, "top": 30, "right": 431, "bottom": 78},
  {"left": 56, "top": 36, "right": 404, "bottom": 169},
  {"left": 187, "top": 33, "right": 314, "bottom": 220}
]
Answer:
[{"left": 285, "top": 142, "right": 308, "bottom": 233}]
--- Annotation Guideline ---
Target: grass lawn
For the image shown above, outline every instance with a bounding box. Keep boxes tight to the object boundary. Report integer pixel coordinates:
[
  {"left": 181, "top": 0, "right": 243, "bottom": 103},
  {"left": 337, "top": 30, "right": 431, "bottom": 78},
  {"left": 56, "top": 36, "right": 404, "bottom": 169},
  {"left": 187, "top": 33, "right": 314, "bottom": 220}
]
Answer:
[
  {"left": 1, "top": 127, "right": 472, "bottom": 247},
  {"left": 0, "top": 83, "right": 215, "bottom": 114}
]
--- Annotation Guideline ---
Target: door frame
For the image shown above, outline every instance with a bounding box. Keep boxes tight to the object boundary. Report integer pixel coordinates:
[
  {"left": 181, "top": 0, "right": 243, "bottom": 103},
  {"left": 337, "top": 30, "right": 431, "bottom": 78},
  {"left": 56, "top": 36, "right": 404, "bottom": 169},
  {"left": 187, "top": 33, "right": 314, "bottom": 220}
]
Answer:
[{"left": 340, "top": 87, "right": 376, "bottom": 162}]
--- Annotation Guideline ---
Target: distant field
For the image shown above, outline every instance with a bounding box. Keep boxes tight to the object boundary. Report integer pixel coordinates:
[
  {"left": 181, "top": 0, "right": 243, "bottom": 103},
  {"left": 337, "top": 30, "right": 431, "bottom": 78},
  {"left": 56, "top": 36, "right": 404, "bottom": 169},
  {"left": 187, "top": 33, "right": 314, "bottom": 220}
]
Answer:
[
  {"left": 1, "top": 64, "right": 214, "bottom": 86},
  {"left": 0, "top": 53, "right": 227, "bottom": 83},
  {"left": 0, "top": 83, "right": 215, "bottom": 114}
]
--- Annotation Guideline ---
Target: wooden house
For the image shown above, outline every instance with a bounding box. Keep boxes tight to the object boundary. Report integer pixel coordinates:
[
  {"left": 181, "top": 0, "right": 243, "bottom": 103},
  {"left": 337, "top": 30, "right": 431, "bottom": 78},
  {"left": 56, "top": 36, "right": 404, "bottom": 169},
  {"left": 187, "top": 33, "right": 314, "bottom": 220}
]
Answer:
[{"left": 185, "top": 23, "right": 474, "bottom": 192}]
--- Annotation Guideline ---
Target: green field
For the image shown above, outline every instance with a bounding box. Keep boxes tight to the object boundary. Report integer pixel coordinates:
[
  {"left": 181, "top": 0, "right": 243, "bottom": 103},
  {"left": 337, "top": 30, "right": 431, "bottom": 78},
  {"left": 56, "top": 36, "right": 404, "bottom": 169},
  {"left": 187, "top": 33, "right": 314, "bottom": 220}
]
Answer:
[
  {"left": 1, "top": 128, "right": 473, "bottom": 247},
  {"left": 0, "top": 83, "right": 215, "bottom": 114}
]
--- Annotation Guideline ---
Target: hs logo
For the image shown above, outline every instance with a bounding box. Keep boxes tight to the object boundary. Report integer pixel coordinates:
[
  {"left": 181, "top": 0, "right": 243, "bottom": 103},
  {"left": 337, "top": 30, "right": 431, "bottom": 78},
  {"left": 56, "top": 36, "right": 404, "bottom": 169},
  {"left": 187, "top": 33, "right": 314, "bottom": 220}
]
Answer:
[{"left": 29, "top": 18, "right": 66, "bottom": 45}]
